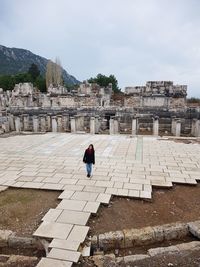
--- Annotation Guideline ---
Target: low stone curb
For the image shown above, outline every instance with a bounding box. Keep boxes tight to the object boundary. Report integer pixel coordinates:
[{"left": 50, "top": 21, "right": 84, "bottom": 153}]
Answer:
[
  {"left": 0, "top": 230, "right": 43, "bottom": 250},
  {"left": 91, "top": 241, "right": 200, "bottom": 266},
  {"left": 90, "top": 220, "right": 200, "bottom": 251},
  {"left": 90, "top": 222, "right": 189, "bottom": 251},
  {"left": 0, "top": 254, "right": 38, "bottom": 266}
]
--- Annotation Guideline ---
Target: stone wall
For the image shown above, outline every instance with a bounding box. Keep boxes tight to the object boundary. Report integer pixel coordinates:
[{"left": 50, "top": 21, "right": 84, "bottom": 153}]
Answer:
[
  {"left": 124, "top": 81, "right": 187, "bottom": 109},
  {"left": 0, "top": 81, "right": 199, "bottom": 137}
]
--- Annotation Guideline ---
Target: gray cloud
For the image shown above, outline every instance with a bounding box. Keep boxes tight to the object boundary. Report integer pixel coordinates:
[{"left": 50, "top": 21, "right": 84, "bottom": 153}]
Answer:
[{"left": 0, "top": 0, "right": 200, "bottom": 96}]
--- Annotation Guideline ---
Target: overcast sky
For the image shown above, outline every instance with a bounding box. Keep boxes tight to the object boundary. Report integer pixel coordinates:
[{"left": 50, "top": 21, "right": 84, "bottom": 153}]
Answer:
[{"left": 1, "top": 0, "right": 200, "bottom": 96}]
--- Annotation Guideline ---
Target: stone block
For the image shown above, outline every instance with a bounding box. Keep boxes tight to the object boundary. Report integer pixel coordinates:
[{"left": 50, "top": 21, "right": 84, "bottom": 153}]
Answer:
[
  {"left": 151, "top": 225, "right": 164, "bottom": 242},
  {"left": 99, "top": 230, "right": 125, "bottom": 250},
  {"left": 123, "top": 227, "right": 155, "bottom": 248},
  {"left": 163, "top": 223, "right": 188, "bottom": 240},
  {"left": 0, "top": 230, "right": 13, "bottom": 247},
  {"left": 188, "top": 220, "right": 200, "bottom": 239},
  {"left": 148, "top": 245, "right": 179, "bottom": 257},
  {"left": 90, "top": 235, "right": 98, "bottom": 250},
  {"left": 8, "top": 236, "right": 36, "bottom": 249},
  {"left": 176, "top": 241, "right": 200, "bottom": 251},
  {"left": 123, "top": 254, "right": 150, "bottom": 263}
]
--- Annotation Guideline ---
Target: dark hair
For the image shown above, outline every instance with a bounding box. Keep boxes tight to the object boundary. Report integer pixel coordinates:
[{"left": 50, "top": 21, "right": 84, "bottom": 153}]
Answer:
[{"left": 88, "top": 144, "right": 94, "bottom": 150}]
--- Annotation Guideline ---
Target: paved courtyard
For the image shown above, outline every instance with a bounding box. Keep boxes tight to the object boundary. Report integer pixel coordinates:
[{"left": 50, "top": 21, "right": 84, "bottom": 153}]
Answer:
[{"left": 0, "top": 133, "right": 199, "bottom": 266}]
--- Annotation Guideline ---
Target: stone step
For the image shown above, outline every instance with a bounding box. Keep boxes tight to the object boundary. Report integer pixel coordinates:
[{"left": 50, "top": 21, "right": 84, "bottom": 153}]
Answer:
[{"left": 36, "top": 257, "right": 72, "bottom": 267}]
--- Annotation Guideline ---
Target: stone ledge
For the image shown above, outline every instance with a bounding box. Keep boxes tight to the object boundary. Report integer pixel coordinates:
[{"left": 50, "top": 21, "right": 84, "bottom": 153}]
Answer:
[{"left": 90, "top": 221, "right": 191, "bottom": 251}]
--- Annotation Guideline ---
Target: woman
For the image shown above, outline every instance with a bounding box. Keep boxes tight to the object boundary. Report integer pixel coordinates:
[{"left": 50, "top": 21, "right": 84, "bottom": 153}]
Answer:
[{"left": 83, "top": 144, "right": 95, "bottom": 177}]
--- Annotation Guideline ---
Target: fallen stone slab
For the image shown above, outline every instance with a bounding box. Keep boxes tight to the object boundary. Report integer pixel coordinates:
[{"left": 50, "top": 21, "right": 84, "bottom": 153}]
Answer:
[
  {"left": 92, "top": 254, "right": 115, "bottom": 267},
  {"left": 187, "top": 220, "right": 200, "bottom": 239},
  {"left": 148, "top": 240, "right": 200, "bottom": 257},
  {"left": 176, "top": 241, "right": 200, "bottom": 251},
  {"left": 148, "top": 245, "right": 179, "bottom": 257},
  {"left": 123, "top": 254, "right": 150, "bottom": 263},
  {"left": 0, "top": 230, "right": 14, "bottom": 247}
]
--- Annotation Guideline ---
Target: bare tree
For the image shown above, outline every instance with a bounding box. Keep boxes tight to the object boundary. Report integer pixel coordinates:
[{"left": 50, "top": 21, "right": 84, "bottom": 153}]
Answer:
[
  {"left": 45, "top": 58, "right": 63, "bottom": 88},
  {"left": 46, "top": 60, "right": 53, "bottom": 88},
  {"left": 54, "top": 57, "right": 62, "bottom": 86}
]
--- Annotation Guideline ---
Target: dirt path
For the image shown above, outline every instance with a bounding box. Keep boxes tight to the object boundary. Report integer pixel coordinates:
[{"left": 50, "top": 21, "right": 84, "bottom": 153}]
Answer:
[
  {"left": 88, "top": 184, "right": 200, "bottom": 235},
  {"left": 0, "top": 188, "right": 60, "bottom": 236}
]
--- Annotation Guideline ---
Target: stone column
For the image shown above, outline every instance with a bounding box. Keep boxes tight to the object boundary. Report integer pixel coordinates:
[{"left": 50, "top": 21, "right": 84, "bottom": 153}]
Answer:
[
  {"left": 52, "top": 116, "right": 57, "bottom": 132},
  {"left": 153, "top": 116, "right": 159, "bottom": 136},
  {"left": 191, "top": 119, "right": 197, "bottom": 136},
  {"left": 33, "top": 116, "right": 39, "bottom": 132},
  {"left": 70, "top": 117, "right": 76, "bottom": 133},
  {"left": 90, "top": 117, "right": 95, "bottom": 134},
  {"left": 109, "top": 117, "right": 114, "bottom": 135},
  {"left": 15, "top": 116, "right": 21, "bottom": 132},
  {"left": 8, "top": 114, "right": 15, "bottom": 131},
  {"left": 95, "top": 116, "right": 100, "bottom": 134},
  {"left": 191, "top": 119, "right": 200, "bottom": 137},
  {"left": 175, "top": 119, "right": 181, "bottom": 137},
  {"left": 23, "top": 114, "right": 29, "bottom": 131},
  {"left": 20, "top": 115, "right": 24, "bottom": 131},
  {"left": 75, "top": 115, "right": 84, "bottom": 132},
  {"left": 63, "top": 114, "right": 69, "bottom": 132},
  {"left": 171, "top": 116, "right": 176, "bottom": 135},
  {"left": 114, "top": 117, "right": 119, "bottom": 134},
  {"left": 196, "top": 120, "right": 200, "bottom": 137},
  {"left": 46, "top": 114, "right": 51, "bottom": 132},
  {"left": 2, "top": 121, "right": 9, "bottom": 133},
  {"left": 57, "top": 115, "right": 63, "bottom": 132},
  {"left": 40, "top": 116, "right": 46, "bottom": 132},
  {"left": 132, "top": 117, "right": 137, "bottom": 136}
]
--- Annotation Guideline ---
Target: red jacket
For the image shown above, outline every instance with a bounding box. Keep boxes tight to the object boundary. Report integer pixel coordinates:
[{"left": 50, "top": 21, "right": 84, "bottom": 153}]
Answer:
[{"left": 83, "top": 149, "right": 95, "bottom": 164}]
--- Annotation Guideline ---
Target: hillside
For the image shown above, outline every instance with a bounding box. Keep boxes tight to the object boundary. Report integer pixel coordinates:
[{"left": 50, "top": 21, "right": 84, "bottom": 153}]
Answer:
[{"left": 0, "top": 44, "right": 79, "bottom": 85}]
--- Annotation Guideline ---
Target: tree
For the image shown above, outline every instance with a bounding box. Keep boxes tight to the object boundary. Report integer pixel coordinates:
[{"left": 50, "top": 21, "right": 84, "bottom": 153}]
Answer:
[
  {"left": 35, "top": 76, "right": 46, "bottom": 92},
  {"left": 0, "top": 73, "right": 47, "bottom": 92},
  {"left": 46, "top": 60, "right": 53, "bottom": 88},
  {"left": 88, "top": 73, "right": 120, "bottom": 93},
  {"left": 54, "top": 57, "right": 62, "bottom": 86},
  {"left": 45, "top": 58, "right": 63, "bottom": 88},
  {"left": 28, "top": 63, "right": 40, "bottom": 80}
]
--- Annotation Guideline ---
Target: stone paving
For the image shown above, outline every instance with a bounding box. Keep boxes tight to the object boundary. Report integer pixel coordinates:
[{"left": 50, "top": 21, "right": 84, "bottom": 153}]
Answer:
[{"left": 0, "top": 133, "right": 199, "bottom": 266}]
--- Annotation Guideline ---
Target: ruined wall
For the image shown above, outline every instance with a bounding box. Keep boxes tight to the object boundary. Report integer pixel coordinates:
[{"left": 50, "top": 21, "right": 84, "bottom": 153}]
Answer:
[
  {"left": 124, "top": 96, "right": 141, "bottom": 107},
  {"left": 124, "top": 81, "right": 187, "bottom": 109}
]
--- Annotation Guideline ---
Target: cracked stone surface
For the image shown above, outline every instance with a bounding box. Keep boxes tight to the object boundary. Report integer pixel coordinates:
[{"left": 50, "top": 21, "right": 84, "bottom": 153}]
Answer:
[{"left": 0, "top": 133, "right": 199, "bottom": 266}]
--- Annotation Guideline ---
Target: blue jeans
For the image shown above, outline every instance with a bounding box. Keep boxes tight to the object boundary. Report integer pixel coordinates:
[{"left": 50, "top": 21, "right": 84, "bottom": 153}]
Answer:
[{"left": 86, "top": 163, "right": 92, "bottom": 176}]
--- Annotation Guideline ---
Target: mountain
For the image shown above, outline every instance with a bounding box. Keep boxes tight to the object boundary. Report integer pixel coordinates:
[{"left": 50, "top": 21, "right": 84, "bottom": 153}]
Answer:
[{"left": 0, "top": 44, "right": 80, "bottom": 85}]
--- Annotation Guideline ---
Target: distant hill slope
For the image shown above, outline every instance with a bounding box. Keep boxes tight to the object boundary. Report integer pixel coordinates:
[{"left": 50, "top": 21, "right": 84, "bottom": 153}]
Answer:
[{"left": 0, "top": 44, "right": 80, "bottom": 85}]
